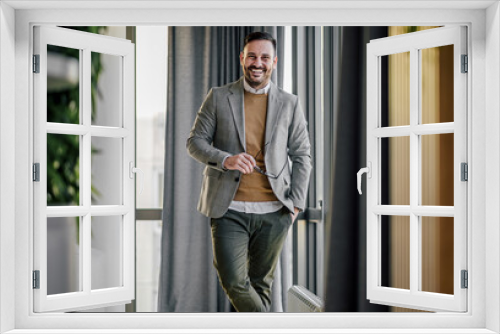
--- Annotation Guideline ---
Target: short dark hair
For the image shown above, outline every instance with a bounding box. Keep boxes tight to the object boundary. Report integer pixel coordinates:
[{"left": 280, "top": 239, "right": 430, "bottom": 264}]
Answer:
[{"left": 243, "top": 31, "right": 277, "bottom": 55}]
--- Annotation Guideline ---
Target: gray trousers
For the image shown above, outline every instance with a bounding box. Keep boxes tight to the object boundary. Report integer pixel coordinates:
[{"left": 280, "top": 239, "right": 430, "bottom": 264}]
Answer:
[{"left": 210, "top": 207, "right": 292, "bottom": 312}]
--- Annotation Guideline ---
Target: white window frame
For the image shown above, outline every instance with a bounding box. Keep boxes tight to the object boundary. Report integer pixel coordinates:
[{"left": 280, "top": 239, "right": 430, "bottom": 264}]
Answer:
[
  {"left": 1, "top": 2, "right": 498, "bottom": 333},
  {"left": 365, "top": 26, "right": 467, "bottom": 312},
  {"left": 32, "top": 25, "right": 136, "bottom": 313}
]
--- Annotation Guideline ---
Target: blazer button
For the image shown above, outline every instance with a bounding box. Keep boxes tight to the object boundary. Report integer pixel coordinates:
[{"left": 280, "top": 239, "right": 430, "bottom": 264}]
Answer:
[{"left": 235, "top": 177, "right": 240, "bottom": 182}]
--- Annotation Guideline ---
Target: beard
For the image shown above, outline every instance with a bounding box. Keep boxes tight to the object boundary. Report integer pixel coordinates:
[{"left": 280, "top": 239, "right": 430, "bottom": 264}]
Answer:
[{"left": 243, "top": 65, "right": 272, "bottom": 88}]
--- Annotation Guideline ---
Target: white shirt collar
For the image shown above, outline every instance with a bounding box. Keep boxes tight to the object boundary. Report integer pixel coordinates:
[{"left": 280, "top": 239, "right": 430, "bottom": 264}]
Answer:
[{"left": 243, "top": 79, "right": 271, "bottom": 95}]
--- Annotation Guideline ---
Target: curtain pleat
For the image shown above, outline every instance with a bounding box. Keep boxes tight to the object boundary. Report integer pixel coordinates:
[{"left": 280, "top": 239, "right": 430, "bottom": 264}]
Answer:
[{"left": 292, "top": 27, "right": 320, "bottom": 208}]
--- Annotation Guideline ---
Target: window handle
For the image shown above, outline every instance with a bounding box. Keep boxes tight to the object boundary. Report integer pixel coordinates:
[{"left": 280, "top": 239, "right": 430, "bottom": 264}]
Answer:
[
  {"left": 129, "top": 161, "right": 144, "bottom": 195},
  {"left": 357, "top": 162, "right": 372, "bottom": 195}
]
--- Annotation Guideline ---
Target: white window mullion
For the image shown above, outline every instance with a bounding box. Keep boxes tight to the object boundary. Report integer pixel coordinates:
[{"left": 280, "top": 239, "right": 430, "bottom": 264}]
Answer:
[
  {"left": 46, "top": 206, "right": 88, "bottom": 217},
  {"left": 413, "top": 206, "right": 454, "bottom": 217},
  {"left": 78, "top": 216, "right": 84, "bottom": 292},
  {"left": 122, "top": 47, "right": 135, "bottom": 296},
  {"left": 46, "top": 205, "right": 129, "bottom": 217},
  {"left": 82, "top": 48, "right": 91, "bottom": 209},
  {"left": 409, "top": 47, "right": 419, "bottom": 295},
  {"left": 413, "top": 123, "right": 454, "bottom": 135},
  {"left": 78, "top": 47, "right": 86, "bottom": 294},
  {"left": 372, "top": 205, "right": 411, "bottom": 215},
  {"left": 373, "top": 205, "right": 454, "bottom": 217},
  {"left": 377, "top": 215, "right": 382, "bottom": 287},
  {"left": 373, "top": 124, "right": 454, "bottom": 138},
  {"left": 415, "top": 45, "right": 423, "bottom": 290},
  {"left": 46, "top": 123, "right": 130, "bottom": 139},
  {"left": 372, "top": 126, "right": 411, "bottom": 138},
  {"left": 91, "top": 126, "right": 130, "bottom": 138},
  {"left": 90, "top": 205, "right": 129, "bottom": 216},
  {"left": 46, "top": 123, "right": 87, "bottom": 136},
  {"left": 82, "top": 47, "right": 92, "bottom": 296},
  {"left": 82, "top": 213, "right": 91, "bottom": 294}
]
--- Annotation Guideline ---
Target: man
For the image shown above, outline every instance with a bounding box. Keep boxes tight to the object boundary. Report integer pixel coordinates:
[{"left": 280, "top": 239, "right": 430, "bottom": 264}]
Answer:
[{"left": 186, "top": 31, "right": 311, "bottom": 312}]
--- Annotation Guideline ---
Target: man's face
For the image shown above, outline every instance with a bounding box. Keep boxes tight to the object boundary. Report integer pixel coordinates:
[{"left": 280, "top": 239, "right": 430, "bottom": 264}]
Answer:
[{"left": 240, "top": 39, "right": 277, "bottom": 90}]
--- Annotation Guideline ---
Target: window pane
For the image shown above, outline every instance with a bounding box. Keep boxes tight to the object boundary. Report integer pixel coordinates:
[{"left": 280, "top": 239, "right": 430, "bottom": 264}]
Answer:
[
  {"left": 135, "top": 220, "right": 162, "bottom": 312},
  {"left": 91, "top": 216, "right": 123, "bottom": 290},
  {"left": 91, "top": 137, "right": 123, "bottom": 205},
  {"left": 381, "top": 215, "right": 410, "bottom": 290},
  {"left": 421, "top": 217, "right": 454, "bottom": 295},
  {"left": 47, "top": 45, "right": 80, "bottom": 124},
  {"left": 91, "top": 52, "right": 122, "bottom": 127},
  {"left": 421, "top": 45, "right": 454, "bottom": 124},
  {"left": 380, "top": 52, "right": 410, "bottom": 127},
  {"left": 136, "top": 25, "right": 167, "bottom": 209},
  {"left": 421, "top": 134, "right": 454, "bottom": 206},
  {"left": 381, "top": 137, "right": 410, "bottom": 205},
  {"left": 136, "top": 112, "right": 165, "bottom": 208},
  {"left": 47, "top": 217, "right": 81, "bottom": 295},
  {"left": 47, "top": 134, "right": 80, "bottom": 206}
]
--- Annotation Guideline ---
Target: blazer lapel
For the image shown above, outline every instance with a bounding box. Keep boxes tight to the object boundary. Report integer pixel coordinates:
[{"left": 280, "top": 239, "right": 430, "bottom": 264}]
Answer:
[
  {"left": 228, "top": 78, "right": 246, "bottom": 150},
  {"left": 265, "top": 82, "right": 283, "bottom": 145}
]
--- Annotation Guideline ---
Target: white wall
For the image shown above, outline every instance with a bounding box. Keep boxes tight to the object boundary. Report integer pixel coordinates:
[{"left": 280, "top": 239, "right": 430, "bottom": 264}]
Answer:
[
  {"left": 0, "top": 2, "right": 16, "bottom": 333},
  {"left": 486, "top": 2, "right": 500, "bottom": 332}
]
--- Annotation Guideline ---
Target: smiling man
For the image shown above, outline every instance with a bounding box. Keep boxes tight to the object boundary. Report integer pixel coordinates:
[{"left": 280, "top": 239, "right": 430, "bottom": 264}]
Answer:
[{"left": 187, "top": 31, "right": 312, "bottom": 312}]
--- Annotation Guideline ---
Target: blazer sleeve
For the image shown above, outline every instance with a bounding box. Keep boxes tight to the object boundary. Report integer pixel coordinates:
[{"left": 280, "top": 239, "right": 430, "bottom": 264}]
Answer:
[
  {"left": 186, "top": 88, "right": 231, "bottom": 171},
  {"left": 287, "top": 96, "right": 313, "bottom": 211}
]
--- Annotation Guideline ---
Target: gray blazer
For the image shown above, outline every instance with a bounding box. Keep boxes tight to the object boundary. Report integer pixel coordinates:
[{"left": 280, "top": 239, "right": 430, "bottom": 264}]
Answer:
[{"left": 186, "top": 77, "right": 312, "bottom": 218}]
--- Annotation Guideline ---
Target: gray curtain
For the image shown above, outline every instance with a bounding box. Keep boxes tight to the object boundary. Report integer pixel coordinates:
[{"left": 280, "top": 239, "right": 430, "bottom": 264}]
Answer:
[
  {"left": 290, "top": 26, "right": 322, "bottom": 294},
  {"left": 322, "top": 27, "right": 342, "bottom": 244},
  {"left": 158, "top": 26, "right": 288, "bottom": 312},
  {"left": 323, "top": 26, "right": 390, "bottom": 312},
  {"left": 292, "top": 27, "right": 321, "bottom": 209}
]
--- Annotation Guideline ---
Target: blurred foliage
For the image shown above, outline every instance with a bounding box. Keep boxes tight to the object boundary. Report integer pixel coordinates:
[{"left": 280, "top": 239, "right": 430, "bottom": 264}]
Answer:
[
  {"left": 47, "top": 26, "right": 106, "bottom": 206},
  {"left": 47, "top": 134, "right": 80, "bottom": 204}
]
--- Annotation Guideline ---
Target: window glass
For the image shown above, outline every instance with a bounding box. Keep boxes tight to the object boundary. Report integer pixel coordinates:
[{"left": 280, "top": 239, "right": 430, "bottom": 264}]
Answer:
[
  {"left": 421, "top": 217, "right": 454, "bottom": 295},
  {"left": 47, "top": 134, "right": 80, "bottom": 206},
  {"left": 381, "top": 136, "right": 410, "bottom": 205},
  {"left": 47, "top": 45, "right": 80, "bottom": 124},
  {"left": 421, "top": 134, "right": 454, "bottom": 206},
  {"left": 91, "top": 137, "right": 123, "bottom": 205},
  {"left": 91, "top": 52, "right": 123, "bottom": 127},
  {"left": 380, "top": 52, "right": 410, "bottom": 127},
  {"left": 47, "top": 216, "right": 82, "bottom": 294},
  {"left": 421, "top": 45, "right": 454, "bottom": 124},
  {"left": 91, "top": 216, "right": 123, "bottom": 290},
  {"left": 381, "top": 215, "right": 410, "bottom": 290}
]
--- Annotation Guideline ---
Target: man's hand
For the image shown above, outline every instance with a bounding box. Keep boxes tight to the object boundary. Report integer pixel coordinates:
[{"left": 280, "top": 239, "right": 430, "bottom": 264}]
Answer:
[
  {"left": 223, "top": 153, "right": 256, "bottom": 174},
  {"left": 290, "top": 207, "right": 300, "bottom": 224}
]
